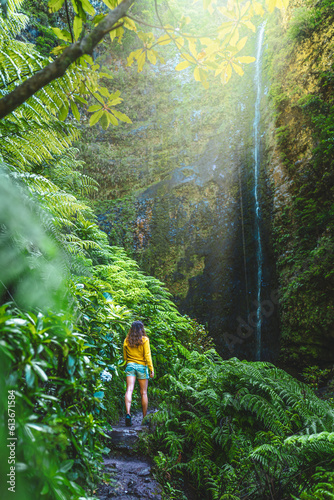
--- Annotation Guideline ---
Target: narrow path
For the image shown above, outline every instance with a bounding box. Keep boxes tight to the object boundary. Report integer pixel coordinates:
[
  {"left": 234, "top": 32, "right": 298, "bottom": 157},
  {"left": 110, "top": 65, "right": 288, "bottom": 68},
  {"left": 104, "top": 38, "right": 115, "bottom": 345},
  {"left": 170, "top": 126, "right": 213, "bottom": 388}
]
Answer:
[{"left": 97, "top": 411, "right": 162, "bottom": 500}]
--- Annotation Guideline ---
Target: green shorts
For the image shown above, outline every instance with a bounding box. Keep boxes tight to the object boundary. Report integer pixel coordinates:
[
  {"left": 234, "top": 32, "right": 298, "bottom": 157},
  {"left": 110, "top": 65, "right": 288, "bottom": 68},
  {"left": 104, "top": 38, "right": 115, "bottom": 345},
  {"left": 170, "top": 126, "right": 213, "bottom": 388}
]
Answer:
[{"left": 125, "top": 362, "right": 149, "bottom": 380}]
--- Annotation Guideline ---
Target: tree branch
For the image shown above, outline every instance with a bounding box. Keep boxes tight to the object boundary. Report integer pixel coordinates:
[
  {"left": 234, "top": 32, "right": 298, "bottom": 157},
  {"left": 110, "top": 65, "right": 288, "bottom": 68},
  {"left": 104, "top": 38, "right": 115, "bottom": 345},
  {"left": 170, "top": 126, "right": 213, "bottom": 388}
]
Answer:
[{"left": 0, "top": 0, "right": 134, "bottom": 120}]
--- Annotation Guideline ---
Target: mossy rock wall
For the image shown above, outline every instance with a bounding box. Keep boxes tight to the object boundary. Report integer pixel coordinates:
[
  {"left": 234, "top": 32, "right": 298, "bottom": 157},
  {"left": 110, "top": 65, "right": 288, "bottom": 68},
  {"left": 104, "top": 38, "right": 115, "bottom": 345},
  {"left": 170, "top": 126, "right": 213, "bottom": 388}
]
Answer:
[
  {"left": 79, "top": 36, "right": 280, "bottom": 360},
  {"left": 264, "top": 0, "right": 334, "bottom": 366}
]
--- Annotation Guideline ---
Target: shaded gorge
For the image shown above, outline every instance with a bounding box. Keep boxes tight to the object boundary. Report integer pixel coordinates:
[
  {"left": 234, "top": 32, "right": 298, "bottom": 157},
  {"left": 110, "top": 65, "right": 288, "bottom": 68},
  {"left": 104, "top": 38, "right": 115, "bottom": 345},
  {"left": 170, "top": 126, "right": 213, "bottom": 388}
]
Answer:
[{"left": 80, "top": 27, "right": 280, "bottom": 362}]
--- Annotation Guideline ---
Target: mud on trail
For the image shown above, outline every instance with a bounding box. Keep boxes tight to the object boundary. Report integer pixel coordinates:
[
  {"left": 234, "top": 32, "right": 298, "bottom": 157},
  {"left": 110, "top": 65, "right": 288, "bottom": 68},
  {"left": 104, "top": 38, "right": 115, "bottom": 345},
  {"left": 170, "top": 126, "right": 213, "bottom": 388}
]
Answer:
[{"left": 97, "top": 411, "right": 162, "bottom": 500}]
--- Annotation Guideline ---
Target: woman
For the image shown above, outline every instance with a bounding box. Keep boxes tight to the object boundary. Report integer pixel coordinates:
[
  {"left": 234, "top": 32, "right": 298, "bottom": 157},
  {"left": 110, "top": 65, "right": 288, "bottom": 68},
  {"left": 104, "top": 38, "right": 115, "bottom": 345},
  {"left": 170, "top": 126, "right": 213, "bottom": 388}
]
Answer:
[{"left": 123, "top": 320, "right": 154, "bottom": 426}]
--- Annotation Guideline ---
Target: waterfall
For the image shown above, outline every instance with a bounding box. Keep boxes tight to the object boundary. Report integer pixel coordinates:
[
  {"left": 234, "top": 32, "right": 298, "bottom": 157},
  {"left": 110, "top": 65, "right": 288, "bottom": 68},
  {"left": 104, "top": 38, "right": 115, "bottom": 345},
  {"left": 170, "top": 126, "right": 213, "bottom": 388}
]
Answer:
[{"left": 254, "top": 23, "right": 266, "bottom": 361}]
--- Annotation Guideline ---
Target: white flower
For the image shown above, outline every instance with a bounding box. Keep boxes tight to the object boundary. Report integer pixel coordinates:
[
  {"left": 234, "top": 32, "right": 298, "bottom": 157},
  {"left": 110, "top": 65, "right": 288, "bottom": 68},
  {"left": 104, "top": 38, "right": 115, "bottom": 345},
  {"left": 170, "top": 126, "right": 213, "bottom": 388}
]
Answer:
[{"left": 100, "top": 369, "right": 112, "bottom": 382}]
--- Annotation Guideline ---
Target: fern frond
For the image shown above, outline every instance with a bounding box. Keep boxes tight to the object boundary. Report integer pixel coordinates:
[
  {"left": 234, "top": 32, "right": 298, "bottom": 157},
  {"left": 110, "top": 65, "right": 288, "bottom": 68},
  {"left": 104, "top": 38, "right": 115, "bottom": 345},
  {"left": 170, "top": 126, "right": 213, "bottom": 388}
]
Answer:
[
  {"left": 62, "top": 234, "right": 102, "bottom": 251},
  {"left": 0, "top": 0, "right": 28, "bottom": 37}
]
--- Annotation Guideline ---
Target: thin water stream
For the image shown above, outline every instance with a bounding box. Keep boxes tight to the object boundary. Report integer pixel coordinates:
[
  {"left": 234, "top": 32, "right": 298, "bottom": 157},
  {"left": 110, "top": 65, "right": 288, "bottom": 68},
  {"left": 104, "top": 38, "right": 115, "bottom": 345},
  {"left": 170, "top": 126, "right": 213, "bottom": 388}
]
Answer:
[{"left": 254, "top": 23, "right": 266, "bottom": 361}]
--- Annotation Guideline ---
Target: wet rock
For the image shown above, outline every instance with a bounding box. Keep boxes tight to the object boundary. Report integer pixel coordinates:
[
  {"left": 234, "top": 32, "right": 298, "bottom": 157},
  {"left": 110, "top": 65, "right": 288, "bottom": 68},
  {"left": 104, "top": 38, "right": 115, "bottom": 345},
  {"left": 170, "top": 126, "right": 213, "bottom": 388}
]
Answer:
[
  {"left": 97, "top": 411, "right": 162, "bottom": 499},
  {"left": 138, "top": 468, "right": 150, "bottom": 476}
]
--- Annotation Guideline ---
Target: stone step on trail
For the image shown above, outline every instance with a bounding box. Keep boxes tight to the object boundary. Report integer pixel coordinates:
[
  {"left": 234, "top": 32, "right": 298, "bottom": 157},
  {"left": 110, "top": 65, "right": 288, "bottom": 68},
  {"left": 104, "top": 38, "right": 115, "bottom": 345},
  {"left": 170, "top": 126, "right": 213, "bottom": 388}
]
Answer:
[{"left": 97, "top": 411, "right": 162, "bottom": 499}]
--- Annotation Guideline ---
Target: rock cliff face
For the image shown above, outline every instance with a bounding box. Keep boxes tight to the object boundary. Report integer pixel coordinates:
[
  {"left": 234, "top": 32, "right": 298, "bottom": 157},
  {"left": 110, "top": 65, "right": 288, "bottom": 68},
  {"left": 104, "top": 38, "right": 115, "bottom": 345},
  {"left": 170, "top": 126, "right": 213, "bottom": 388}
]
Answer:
[
  {"left": 264, "top": 0, "right": 334, "bottom": 366},
  {"left": 80, "top": 38, "right": 282, "bottom": 361},
  {"left": 80, "top": 0, "right": 334, "bottom": 365}
]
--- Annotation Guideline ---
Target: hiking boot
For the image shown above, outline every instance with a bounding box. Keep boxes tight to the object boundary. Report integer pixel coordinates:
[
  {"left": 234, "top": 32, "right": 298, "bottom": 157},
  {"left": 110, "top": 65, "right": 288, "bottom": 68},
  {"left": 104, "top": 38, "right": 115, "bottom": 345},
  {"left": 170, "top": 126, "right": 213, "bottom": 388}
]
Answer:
[{"left": 125, "top": 414, "right": 132, "bottom": 427}]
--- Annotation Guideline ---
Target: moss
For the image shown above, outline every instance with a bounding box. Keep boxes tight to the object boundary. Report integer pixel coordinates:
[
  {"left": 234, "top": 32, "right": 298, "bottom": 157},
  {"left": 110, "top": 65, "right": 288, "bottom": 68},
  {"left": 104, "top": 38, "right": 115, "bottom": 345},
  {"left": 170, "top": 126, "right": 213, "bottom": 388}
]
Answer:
[{"left": 266, "top": 0, "right": 334, "bottom": 366}]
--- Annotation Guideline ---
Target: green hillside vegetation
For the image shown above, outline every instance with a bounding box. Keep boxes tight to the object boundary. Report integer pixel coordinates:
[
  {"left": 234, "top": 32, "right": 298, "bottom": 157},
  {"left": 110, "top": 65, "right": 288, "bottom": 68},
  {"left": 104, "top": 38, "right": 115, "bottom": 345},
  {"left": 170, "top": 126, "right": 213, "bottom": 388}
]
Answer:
[{"left": 0, "top": 0, "right": 333, "bottom": 499}]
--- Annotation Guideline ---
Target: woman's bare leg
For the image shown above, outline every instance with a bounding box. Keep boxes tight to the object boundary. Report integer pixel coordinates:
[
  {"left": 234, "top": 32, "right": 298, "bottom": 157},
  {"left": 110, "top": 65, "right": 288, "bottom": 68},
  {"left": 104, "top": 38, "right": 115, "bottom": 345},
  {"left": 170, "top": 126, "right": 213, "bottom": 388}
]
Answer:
[
  {"left": 138, "top": 378, "right": 149, "bottom": 417},
  {"left": 125, "top": 376, "right": 136, "bottom": 415}
]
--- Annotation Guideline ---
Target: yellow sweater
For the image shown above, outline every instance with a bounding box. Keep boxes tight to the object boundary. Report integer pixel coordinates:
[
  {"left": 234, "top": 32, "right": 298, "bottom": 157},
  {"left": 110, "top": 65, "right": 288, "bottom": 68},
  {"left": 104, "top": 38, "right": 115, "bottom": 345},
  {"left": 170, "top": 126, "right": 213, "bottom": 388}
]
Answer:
[{"left": 123, "top": 336, "right": 154, "bottom": 373}]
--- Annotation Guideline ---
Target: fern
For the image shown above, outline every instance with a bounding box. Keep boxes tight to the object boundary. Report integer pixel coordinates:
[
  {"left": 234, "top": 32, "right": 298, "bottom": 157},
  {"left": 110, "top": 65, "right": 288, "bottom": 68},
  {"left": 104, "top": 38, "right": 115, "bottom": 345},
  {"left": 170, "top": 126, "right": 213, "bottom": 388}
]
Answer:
[
  {"left": 295, "top": 468, "right": 334, "bottom": 499},
  {"left": 0, "top": 2, "right": 94, "bottom": 173},
  {"left": 0, "top": 0, "right": 28, "bottom": 37},
  {"left": 146, "top": 354, "right": 334, "bottom": 499}
]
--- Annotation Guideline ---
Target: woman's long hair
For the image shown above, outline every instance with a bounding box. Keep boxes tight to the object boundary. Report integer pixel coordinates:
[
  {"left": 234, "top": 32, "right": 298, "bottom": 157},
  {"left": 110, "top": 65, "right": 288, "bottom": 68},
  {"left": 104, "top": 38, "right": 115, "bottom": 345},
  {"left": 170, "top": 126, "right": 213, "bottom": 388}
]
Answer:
[{"left": 126, "top": 320, "right": 147, "bottom": 347}]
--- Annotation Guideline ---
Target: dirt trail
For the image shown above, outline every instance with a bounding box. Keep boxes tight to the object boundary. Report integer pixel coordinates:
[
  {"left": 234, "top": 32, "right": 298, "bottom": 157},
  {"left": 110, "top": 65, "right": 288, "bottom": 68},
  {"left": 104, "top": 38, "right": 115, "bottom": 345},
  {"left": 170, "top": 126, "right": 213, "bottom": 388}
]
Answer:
[{"left": 97, "top": 411, "right": 162, "bottom": 500}]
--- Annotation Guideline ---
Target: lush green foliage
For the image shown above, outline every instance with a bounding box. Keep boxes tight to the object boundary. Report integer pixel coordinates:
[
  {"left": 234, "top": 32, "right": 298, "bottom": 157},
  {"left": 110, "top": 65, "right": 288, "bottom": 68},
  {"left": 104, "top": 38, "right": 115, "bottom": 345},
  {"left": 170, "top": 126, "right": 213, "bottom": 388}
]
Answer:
[
  {"left": 21, "top": 0, "right": 58, "bottom": 56},
  {"left": 1, "top": 304, "right": 110, "bottom": 499},
  {"left": 45, "top": 0, "right": 288, "bottom": 89},
  {"left": 0, "top": 0, "right": 131, "bottom": 126},
  {"left": 1, "top": 1, "right": 333, "bottom": 500},
  {"left": 0, "top": 166, "right": 211, "bottom": 498},
  {"left": 144, "top": 349, "right": 334, "bottom": 499},
  {"left": 0, "top": 3, "right": 212, "bottom": 498},
  {"left": 1, "top": 0, "right": 291, "bottom": 123}
]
